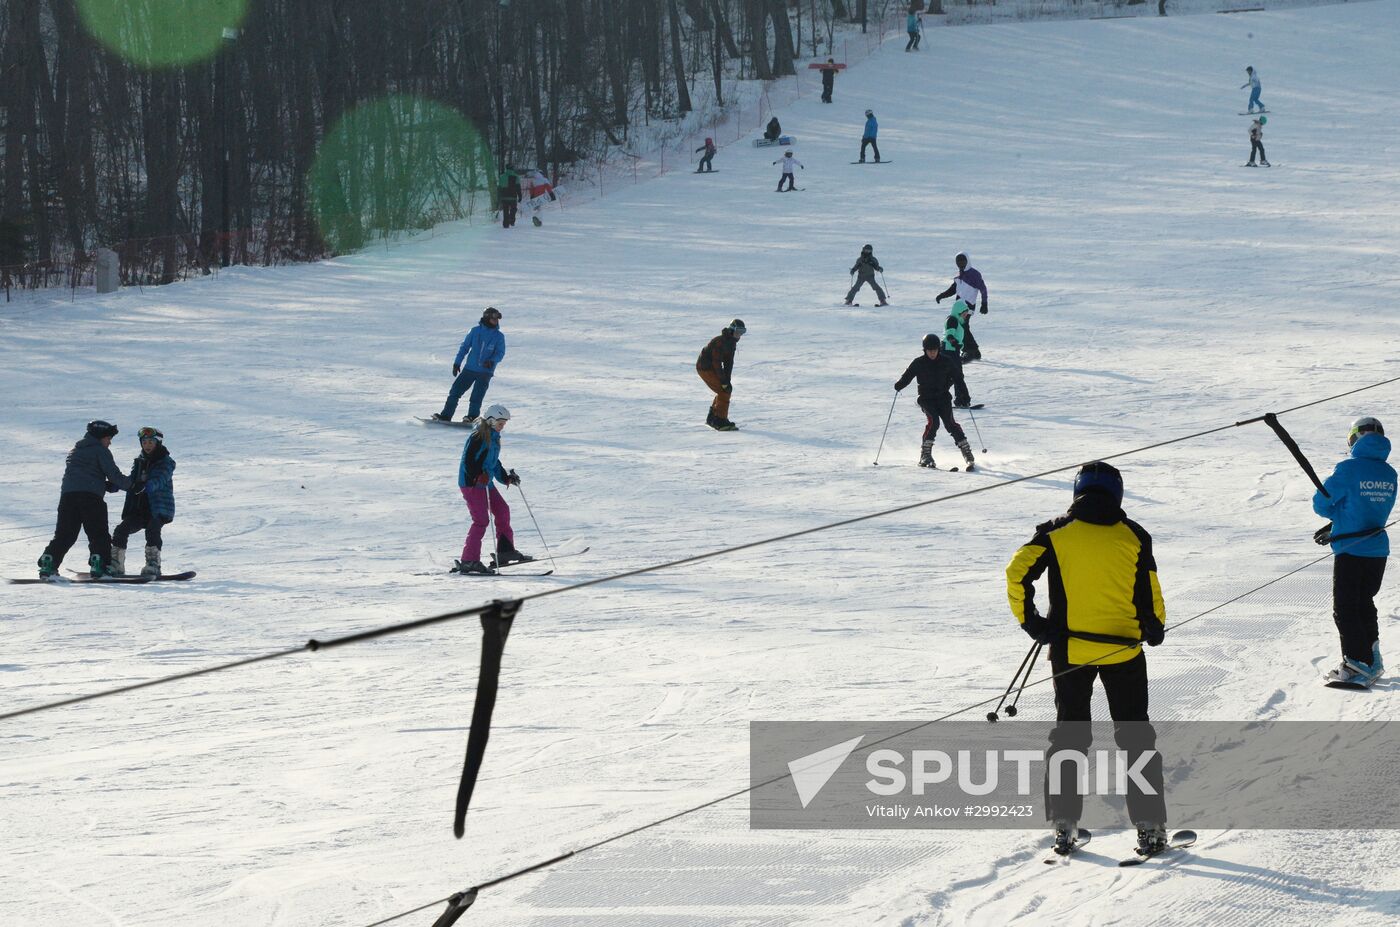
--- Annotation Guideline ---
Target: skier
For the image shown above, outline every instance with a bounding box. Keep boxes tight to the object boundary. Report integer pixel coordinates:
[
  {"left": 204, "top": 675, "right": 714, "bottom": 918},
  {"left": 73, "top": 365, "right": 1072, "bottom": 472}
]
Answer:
[
  {"left": 498, "top": 166, "right": 522, "bottom": 228},
  {"left": 695, "top": 137, "right": 717, "bottom": 173},
  {"left": 111, "top": 427, "right": 176, "bottom": 577},
  {"left": 773, "top": 150, "right": 803, "bottom": 192},
  {"left": 525, "top": 168, "right": 556, "bottom": 203},
  {"left": 455, "top": 405, "right": 532, "bottom": 575},
  {"left": 859, "top": 110, "right": 881, "bottom": 163},
  {"left": 893, "top": 334, "right": 976, "bottom": 470},
  {"left": 1312, "top": 416, "right": 1395, "bottom": 688},
  {"left": 1005, "top": 461, "right": 1169, "bottom": 857},
  {"left": 36, "top": 420, "right": 135, "bottom": 579},
  {"left": 934, "top": 251, "right": 988, "bottom": 361},
  {"left": 1241, "top": 66, "right": 1264, "bottom": 114},
  {"left": 820, "top": 58, "right": 838, "bottom": 103},
  {"left": 696, "top": 319, "right": 746, "bottom": 431},
  {"left": 433, "top": 307, "right": 506, "bottom": 423},
  {"left": 905, "top": 10, "right": 922, "bottom": 51},
  {"left": 764, "top": 116, "right": 782, "bottom": 142},
  {"left": 1246, "top": 116, "right": 1270, "bottom": 168},
  {"left": 845, "top": 244, "right": 889, "bottom": 306},
  {"left": 942, "top": 299, "right": 976, "bottom": 408}
]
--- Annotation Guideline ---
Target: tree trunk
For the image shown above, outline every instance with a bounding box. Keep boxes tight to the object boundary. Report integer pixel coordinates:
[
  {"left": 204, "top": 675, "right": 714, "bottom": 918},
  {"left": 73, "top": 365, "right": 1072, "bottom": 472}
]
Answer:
[{"left": 668, "top": 0, "right": 693, "bottom": 114}]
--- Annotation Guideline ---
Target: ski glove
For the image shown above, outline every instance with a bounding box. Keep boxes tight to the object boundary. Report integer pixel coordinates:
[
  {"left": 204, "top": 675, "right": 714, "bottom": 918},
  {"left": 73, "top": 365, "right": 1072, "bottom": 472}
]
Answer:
[
  {"left": 720, "top": 382, "right": 732, "bottom": 393},
  {"left": 1021, "top": 613, "right": 1059, "bottom": 645},
  {"left": 483, "top": 359, "right": 494, "bottom": 369},
  {"left": 453, "top": 363, "right": 461, "bottom": 376},
  {"left": 979, "top": 304, "right": 988, "bottom": 315},
  {"left": 132, "top": 480, "right": 147, "bottom": 495},
  {"left": 1313, "top": 523, "right": 1333, "bottom": 545},
  {"left": 504, "top": 469, "right": 521, "bottom": 486},
  {"left": 935, "top": 294, "right": 944, "bottom": 303},
  {"left": 474, "top": 474, "right": 490, "bottom": 486},
  {"left": 1141, "top": 619, "right": 1165, "bottom": 647}
]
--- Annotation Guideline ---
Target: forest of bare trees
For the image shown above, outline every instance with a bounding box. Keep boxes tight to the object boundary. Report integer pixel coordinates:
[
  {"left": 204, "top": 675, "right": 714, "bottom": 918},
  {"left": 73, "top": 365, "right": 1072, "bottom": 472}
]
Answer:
[{"left": 0, "top": 0, "right": 888, "bottom": 287}]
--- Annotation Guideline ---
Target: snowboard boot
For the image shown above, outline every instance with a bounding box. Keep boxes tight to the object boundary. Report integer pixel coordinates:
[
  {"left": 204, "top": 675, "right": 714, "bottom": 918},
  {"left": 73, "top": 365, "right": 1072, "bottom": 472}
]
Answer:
[
  {"left": 37, "top": 553, "right": 56, "bottom": 579},
  {"left": 110, "top": 546, "right": 127, "bottom": 576},
  {"left": 431, "top": 412, "right": 451, "bottom": 421},
  {"left": 88, "top": 552, "right": 110, "bottom": 578},
  {"left": 1325, "top": 660, "right": 1373, "bottom": 688},
  {"left": 1260, "top": 159, "right": 1271, "bottom": 167},
  {"left": 453, "top": 559, "right": 497, "bottom": 575},
  {"left": 496, "top": 543, "right": 536, "bottom": 567},
  {"left": 461, "top": 414, "right": 477, "bottom": 425},
  {"left": 957, "top": 439, "right": 976, "bottom": 470},
  {"left": 953, "top": 400, "right": 971, "bottom": 409},
  {"left": 1135, "top": 823, "right": 1169, "bottom": 856},
  {"left": 141, "top": 545, "right": 161, "bottom": 578},
  {"left": 844, "top": 299, "right": 854, "bottom": 306},
  {"left": 715, "top": 418, "right": 739, "bottom": 432},
  {"left": 1245, "top": 161, "right": 1257, "bottom": 167},
  {"left": 1051, "top": 819, "right": 1078, "bottom": 855},
  {"left": 919, "top": 442, "right": 935, "bottom": 468},
  {"left": 1372, "top": 642, "right": 1385, "bottom": 679},
  {"left": 706, "top": 409, "right": 722, "bottom": 430}
]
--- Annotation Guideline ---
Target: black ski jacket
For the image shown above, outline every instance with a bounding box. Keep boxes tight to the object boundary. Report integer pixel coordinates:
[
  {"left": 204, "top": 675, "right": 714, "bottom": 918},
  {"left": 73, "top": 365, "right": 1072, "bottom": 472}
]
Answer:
[
  {"left": 850, "top": 253, "right": 883, "bottom": 278},
  {"left": 894, "top": 352, "right": 956, "bottom": 403}
]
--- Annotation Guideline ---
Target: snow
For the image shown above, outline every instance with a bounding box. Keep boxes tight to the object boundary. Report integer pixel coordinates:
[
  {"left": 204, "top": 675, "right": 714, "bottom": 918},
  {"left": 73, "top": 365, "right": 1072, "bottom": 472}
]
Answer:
[{"left": 5, "top": 3, "right": 1400, "bottom": 925}]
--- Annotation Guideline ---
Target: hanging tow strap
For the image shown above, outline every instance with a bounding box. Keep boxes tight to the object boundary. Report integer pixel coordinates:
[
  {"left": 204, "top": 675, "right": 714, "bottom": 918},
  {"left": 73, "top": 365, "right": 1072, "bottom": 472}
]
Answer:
[{"left": 454, "top": 599, "right": 522, "bottom": 838}]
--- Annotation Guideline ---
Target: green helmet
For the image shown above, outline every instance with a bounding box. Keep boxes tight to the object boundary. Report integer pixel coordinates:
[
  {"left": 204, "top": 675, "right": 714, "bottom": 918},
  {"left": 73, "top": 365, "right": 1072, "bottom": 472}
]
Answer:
[{"left": 1258, "top": 115, "right": 1267, "bottom": 125}]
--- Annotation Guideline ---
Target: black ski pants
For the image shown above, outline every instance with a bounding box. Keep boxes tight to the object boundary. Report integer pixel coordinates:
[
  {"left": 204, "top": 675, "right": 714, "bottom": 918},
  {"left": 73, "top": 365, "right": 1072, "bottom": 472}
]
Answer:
[
  {"left": 860, "top": 137, "right": 881, "bottom": 162},
  {"left": 1044, "top": 650, "right": 1166, "bottom": 827},
  {"left": 776, "top": 173, "right": 796, "bottom": 192},
  {"left": 905, "top": 31, "right": 921, "bottom": 51},
  {"left": 1248, "top": 139, "right": 1267, "bottom": 165},
  {"left": 821, "top": 78, "right": 834, "bottom": 103},
  {"left": 1333, "top": 553, "right": 1386, "bottom": 663},
  {"left": 917, "top": 395, "right": 967, "bottom": 445},
  {"left": 846, "top": 273, "right": 886, "bottom": 303},
  {"left": 698, "top": 153, "right": 715, "bottom": 172},
  {"left": 961, "top": 320, "right": 981, "bottom": 359},
  {"left": 114, "top": 512, "right": 165, "bottom": 550},
  {"left": 43, "top": 491, "right": 111, "bottom": 569},
  {"left": 501, "top": 199, "right": 518, "bottom": 228},
  {"left": 949, "top": 352, "right": 972, "bottom": 406}
]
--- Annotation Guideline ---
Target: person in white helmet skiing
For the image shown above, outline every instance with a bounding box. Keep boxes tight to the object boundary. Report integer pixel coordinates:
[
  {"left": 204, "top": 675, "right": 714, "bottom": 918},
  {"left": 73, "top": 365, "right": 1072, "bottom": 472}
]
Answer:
[
  {"left": 773, "top": 150, "right": 803, "bottom": 191},
  {"left": 454, "top": 405, "right": 534, "bottom": 575}
]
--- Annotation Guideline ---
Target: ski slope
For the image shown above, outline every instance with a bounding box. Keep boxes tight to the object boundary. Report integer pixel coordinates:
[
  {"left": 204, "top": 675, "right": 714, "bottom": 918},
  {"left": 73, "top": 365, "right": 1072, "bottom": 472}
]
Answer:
[{"left": 4, "top": 3, "right": 1400, "bottom": 925}]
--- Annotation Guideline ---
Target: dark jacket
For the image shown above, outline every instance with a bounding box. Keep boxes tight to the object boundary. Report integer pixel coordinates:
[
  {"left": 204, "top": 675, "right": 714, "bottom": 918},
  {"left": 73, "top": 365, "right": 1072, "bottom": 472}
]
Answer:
[
  {"left": 498, "top": 171, "right": 521, "bottom": 204},
  {"left": 765, "top": 117, "right": 782, "bottom": 140},
  {"left": 59, "top": 435, "right": 131, "bottom": 496},
  {"left": 821, "top": 68, "right": 836, "bottom": 88},
  {"left": 697, "top": 331, "right": 739, "bottom": 384},
  {"left": 121, "top": 445, "right": 176, "bottom": 522},
  {"left": 894, "top": 352, "right": 956, "bottom": 402},
  {"left": 850, "top": 252, "right": 882, "bottom": 279}
]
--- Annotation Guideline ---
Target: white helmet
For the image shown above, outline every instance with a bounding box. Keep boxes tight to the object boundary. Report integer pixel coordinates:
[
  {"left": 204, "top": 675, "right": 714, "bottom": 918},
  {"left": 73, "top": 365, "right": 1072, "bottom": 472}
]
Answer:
[{"left": 484, "top": 404, "right": 512, "bottom": 422}]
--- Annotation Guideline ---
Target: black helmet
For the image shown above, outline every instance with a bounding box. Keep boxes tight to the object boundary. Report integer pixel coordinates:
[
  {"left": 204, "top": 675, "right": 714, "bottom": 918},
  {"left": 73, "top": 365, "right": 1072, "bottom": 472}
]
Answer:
[
  {"left": 865, "top": 109, "right": 874, "bottom": 117},
  {"left": 86, "top": 420, "right": 119, "bottom": 439},
  {"left": 862, "top": 244, "right": 873, "bottom": 253},
  {"left": 922, "top": 333, "right": 941, "bottom": 352},
  {"left": 1073, "top": 461, "right": 1124, "bottom": 506},
  {"left": 482, "top": 306, "right": 502, "bottom": 322},
  {"left": 727, "top": 319, "right": 747, "bottom": 336}
]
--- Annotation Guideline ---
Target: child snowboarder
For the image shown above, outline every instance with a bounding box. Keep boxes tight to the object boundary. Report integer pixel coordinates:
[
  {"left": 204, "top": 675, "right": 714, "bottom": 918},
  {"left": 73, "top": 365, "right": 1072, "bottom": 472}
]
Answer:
[
  {"left": 894, "top": 335, "right": 976, "bottom": 470},
  {"left": 846, "top": 244, "right": 888, "bottom": 306},
  {"left": 1313, "top": 416, "right": 1395, "bottom": 688},
  {"left": 37, "top": 420, "right": 135, "bottom": 578},
  {"left": 942, "top": 299, "right": 977, "bottom": 408},
  {"left": 433, "top": 307, "right": 506, "bottom": 423},
  {"left": 695, "top": 137, "right": 717, "bottom": 173},
  {"left": 696, "top": 319, "right": 746, "bottom": 431},
  {"left": 498, "top": 167, "right": 522, "bottom": 228},
  {"left": 935, "top": 251, "right": 988, "bottom": 360},
  {"left": 112, "top": 426, "right": 176, "bottom": 577},
  {"left": 820, "top": 59, "right": 838, "bottom": 103},
  {"left": 1241, "top": 66, "right": 1265, "bottom": 113},
  {"left": 859, "top": 110, "right": 880, "bottom": 163},
  {"left": 773, "top": 150, "right": 803, "bottom": 191},
  {"left": 455, "top": 405, "right": 533, "bottom": 575},
  {"left": 905, "top": 10, "right": 922, "bottom": 51},
  {"left": 1246, "top": 116, "right": 1270, "bottom": 167}
]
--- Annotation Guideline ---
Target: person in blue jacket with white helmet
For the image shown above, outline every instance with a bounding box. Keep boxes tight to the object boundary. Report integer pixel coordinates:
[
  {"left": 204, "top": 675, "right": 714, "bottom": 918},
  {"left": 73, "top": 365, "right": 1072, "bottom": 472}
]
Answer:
[
  {"left": 433, "top": 307, "right": 506, "bottom": 423},
  {"left": 1312, "top": 416, "right": 1396, "bottom": 688}
]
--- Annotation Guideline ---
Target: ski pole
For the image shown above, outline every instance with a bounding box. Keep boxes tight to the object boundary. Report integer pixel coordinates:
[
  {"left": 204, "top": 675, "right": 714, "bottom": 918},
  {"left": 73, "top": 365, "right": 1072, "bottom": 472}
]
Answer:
[
  {"left": 880, "top": 270, "right": 891, "bottom": 301},
  {"left": 514, "top": 481, "right": 557, "bottom": 572},
  {"left": 1004, "top": 642, "right": 1042, "bottom": 718},
  {"left": 986, "top": 642, "right": 1039, "bottom": 722},
  {"left": 873, "top": 391, "right": 899, "bottom": 466},
  {"left": 966, "top": 404, "right": 987, "bottom": 453}
]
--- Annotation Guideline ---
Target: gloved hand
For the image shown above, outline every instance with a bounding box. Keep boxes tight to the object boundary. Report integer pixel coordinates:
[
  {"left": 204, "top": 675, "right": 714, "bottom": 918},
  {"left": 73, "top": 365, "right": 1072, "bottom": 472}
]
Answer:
[
  {"left": 452, "top": 363, "right": 461, "bottom": 376},
  {"left": 475, "top": 473, "right": 489, "bottom": 486},
  {"left": 159, "top": 515, "right": 173, "bottom": 525},
  {"left": 1314, "top": 523, "right": 1333, "bottom": 545},
  {"left": 504, "top": 469, "right": 521, "bottom": 486},
  {"left": 721, "top": 383, "right": 732, "bottom": 393},
  {"left": 1021, "top": 613, "right": 1058, "bottom": 645},
  {"left": 935, "top": 294, "right": 944, "bottom": 303},
  {"left": 979, "top": 304, "right": 988, "bottom": 315},
  {"left": 1141, "top": 620, "right": 1165, "bottom": 647},
  {"left": 132, "top": 480, "right": 147, "bottom": 495},
  {"left": 894, "top": 383, "right": 902, "bottom": 392},
  {"left": 483, "top": 359, "right": 494, "bottom": 369}
]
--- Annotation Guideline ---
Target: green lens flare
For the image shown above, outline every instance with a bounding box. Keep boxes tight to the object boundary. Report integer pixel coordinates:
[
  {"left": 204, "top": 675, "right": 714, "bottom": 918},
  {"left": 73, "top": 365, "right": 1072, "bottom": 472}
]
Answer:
[{"left": 76, "top": 0, "right": 249, "bottom": 69}]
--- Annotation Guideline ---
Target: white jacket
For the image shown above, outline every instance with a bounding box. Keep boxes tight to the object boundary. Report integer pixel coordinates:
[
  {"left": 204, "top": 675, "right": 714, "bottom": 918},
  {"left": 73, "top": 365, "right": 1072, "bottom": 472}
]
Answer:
[{"left": 775, "top": 157, "right": 803, "bottom": 174}]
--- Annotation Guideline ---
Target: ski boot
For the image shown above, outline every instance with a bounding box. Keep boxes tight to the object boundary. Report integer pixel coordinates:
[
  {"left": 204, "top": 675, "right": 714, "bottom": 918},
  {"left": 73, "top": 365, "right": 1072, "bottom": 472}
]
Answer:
[
  {"left": 918, "top": 442, "right": 935, "bottom": 469},
  {"left": 453, "top": 559, "right": 497, "bottom": 576},
  {"left": 1245, "top": 162, "right": 1257, "bottom": 168},
  {"left": 962, "top": 351, "right": 982, "bottom": 363},
  {"left": 843, "top": 299, "right": 854, "bottom": 306},
  {"left": 110, "top": 546, "right": 127, "bottom": 576},
  {"left": 957, "top": 439, "right": 976, "bottom": 471},
  {"left": 37, "top": 553, "right": 56, "bottom": 580},
  {"left": 141, "top": 545, "right": 161, "bottom": 578},
  {"left": 88, "top": 552, "right": 111, "bottom": 578},
  {"left": 1134, "top": 823, "right": 1168, "bottom": 857},
  {"left": 496, "top": 543, "right": 536, "bottom": 567},
  {"left": 877, "top": 300, "right": 889, "bottom": 307},
  {"left": 1371, "top": 642, "right": 1384, "bottom": 678},
  {"left": 1051, "top": 819, "right": 1079, "bottom": 856}
]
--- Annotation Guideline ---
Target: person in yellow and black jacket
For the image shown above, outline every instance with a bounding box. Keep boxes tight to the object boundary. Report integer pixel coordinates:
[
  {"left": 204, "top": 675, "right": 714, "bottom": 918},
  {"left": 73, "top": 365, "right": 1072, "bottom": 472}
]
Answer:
[{"left": 1005, "top": 461, "right": 1169, "bottom": 857}]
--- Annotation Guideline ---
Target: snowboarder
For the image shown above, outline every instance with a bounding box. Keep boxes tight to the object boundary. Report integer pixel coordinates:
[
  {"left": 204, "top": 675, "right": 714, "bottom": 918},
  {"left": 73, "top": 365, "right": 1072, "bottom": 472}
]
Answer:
[
  {"left": 697, "top": 319, "right": 746, "bottom": 431},
  {"left": 893, "top": 334, "right": 975, "bottom": 470},
  {"left": 942, "top": 299, "right": 976, "bottom": 408},
  {"left": 846, "top": 244, "right": 889, "bottom": 306},
  {"left": 498, "top": 167, "right": 522, "bottom": 228},
  {"left": 764, "top": 116, "right": 782, "bottom": 142},
  {"left": 1246, "top": 116, "right": 1270, "bottom": 167},
  {"left": 36, "top": 420, "right": 135, "bottom": 579},
  {"left": 111, "top": 427, "right": 176, "bottom": 577},
  {"left": 1005, "top": 461, "right": 1169, "bottom": 857},
  {"left": 525, "top": 168, "right": 556, "bottom": 203},
  {"left": 1312, "top": 416, "right": 1395, "bottom": 688},
  {"left": 773, "top": 150, "right": 803, "bottom": 191},
  {"left": 905, "top": 10, "right": 922, "bottom": 51},
  {"left": 1241, "top": 66, "right": 1264, "bottom": 114},
  {"left": 433, "top": 307, "right": 506, "bottom": 423},
  {"left": 455, "top": 405, "right": 532, "bottom": 575},
  {"left": 820, "top": 58, "right": 838, "bottom": 103},
  {"left": 935, "top": 251, "right": 988, "bottom": 361},
  {"left": 859, "top": 110, "right": 880, "bottom": 163},
  {"left": 695, "top": 137, "right": 717, "bottom": 173}
]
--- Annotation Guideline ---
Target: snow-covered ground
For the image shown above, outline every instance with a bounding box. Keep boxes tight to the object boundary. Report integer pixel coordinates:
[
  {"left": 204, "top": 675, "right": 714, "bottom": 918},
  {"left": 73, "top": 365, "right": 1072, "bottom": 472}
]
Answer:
[{"left": 5, "top": 3, "right": 1400, "bottom": 925}]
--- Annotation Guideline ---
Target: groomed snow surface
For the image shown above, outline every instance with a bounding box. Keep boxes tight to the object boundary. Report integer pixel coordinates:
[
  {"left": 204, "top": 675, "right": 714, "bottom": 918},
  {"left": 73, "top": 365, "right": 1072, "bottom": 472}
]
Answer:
[{"left": 5, "top": 3, "right": 1400, "bottom": 925}]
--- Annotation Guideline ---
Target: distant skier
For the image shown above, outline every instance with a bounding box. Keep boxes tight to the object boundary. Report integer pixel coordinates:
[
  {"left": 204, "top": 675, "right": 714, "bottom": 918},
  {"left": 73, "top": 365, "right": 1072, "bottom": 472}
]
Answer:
[
  {"left": 433, "top": 307, "right": 506, "bottom": 424},
  {"left": 454, "top": 405, "right": 533, "bottom": 575},
  {"left": 859, "top": 110, "right": 881, "bottom": 163},
  {"left": 820, "top": 58, "right": 838, "bottom": 103},
  {"left": 1005, "top": 461, "right": 1169, "bottom": 858},
  {"left": 773, "top": 150, "right": 803, "bottom": 191},
  {"left": 764, "top": 116, "right": 782, "bottom": 142},
  {"left": 36, "top": 420, "right": 135, "bottom": 579},
  {"left": 1241, "top": 66, "right": 1264, "bottom": 113},
  {"left": 941, "top": 299, "right": 977, "bottom": 408},
  {"left": 525, "top": 168, "right": 556, "bottom": 203},
  {"left": 696, "top": 319, "right": 746, "bottom": 431},
  {"left": 893, "top": 334, "right": 976, "bottom": 470},
  {"left": 905, "top": 10, "right": 922, "bottom": 51},
  {"left": 1312, "top": 416, "right": 1395, "bottom": 688},
  {"left": 934, "top": 251, "right": 988, "bottom": 361},
  {"left": 1246, "top": 116, "right": 1270, "bottom": 167},
  {"left": 498, "top": 166, "right": 521, "bottom": 228},
  {"left": 111, "top": 427, "right": 176, "bottom": 578},
  {"left": 846, "top": 244, "right": 889, "bottom": 306},
  {"left": 695, "top": 137, "right": 717, "bottom": 173}
]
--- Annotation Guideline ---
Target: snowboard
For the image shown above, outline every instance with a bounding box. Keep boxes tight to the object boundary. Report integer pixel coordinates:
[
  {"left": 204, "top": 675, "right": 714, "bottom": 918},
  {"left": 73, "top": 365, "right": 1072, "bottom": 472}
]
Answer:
[
  {"left": 11, "top": 574, "right": 153, "bottom": 585},
  {"left": 752, "top": 135, "right": 796, "bottom": 148},
  {"left": 1118, "top": 829, "right": 1197, "bottom": 867},
  {"left": 806, "top": 62, "right": 847, "bottom": 70},
  {"left": 418, "top": 416, "right": 477, "bottom": 428},
  {"left": 776, "top": 187, "right": 805, "bottom": 192},
  {"left": 1239, "top": 111, "right": 1269, "bottom": 115},
  {"left": 67, "top": 570, "right": 196, "bottom": 582},
  {"left": 1242, "top": 163, "right": 1274, "bottom": 168},
  {"left": 693, "top": 170, "right": 720, "bottom": 173},
  {"left": 850, "top": 160, "right": 893, "bottom": 165}
]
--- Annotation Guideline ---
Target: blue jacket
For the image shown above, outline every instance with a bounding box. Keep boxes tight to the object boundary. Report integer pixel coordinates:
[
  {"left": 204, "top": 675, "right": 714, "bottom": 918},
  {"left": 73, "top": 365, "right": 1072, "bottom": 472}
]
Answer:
[
  {"left": 863, "top": 115, "right": 878, "bottom": 139},
  {"left": 906, "top": 13, "right": 921, "bottom": 32},
  {"left": 123, "top": 448, "right": 176, "bottom": 522},
  {"left": 59, "top": 435, "right": 131, "bottom": 496},
  {"left": 1313, "top": 433, "right": 1396, "bottom": 557},
  {"left": 454, "top": 324, "right": 506, "bottom": 374},
  {"left": 459, "top": 428, "right": 508, "bottom": 489}
]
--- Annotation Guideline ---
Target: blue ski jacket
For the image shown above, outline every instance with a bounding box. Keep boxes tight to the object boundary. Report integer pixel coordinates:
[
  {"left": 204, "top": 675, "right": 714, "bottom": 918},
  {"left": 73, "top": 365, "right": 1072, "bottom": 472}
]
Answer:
[
  {"left": 459, "top": 428, "right": 508, "bottom": 489},
  {"left": 454, "top": 324, "right": 506, "bottom": 374},
  {"left": 123, "top": 449, "right": 176, "bottom": 522},
  {"left": 863, "top": 115, "right": 878, "bottom": 139},
  {"left": 1313, "top": 433, "right": 1396, "bottom": 557}
]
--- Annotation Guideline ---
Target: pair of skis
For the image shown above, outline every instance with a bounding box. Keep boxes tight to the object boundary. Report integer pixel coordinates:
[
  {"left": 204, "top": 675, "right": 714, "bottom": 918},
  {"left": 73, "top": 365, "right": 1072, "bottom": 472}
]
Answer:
[
  {"left": 437, "top": 547, "right": 591, "bottom": 578},
  {"left": 1045, "top": 828, "right": 1196, "bottom": 866}
]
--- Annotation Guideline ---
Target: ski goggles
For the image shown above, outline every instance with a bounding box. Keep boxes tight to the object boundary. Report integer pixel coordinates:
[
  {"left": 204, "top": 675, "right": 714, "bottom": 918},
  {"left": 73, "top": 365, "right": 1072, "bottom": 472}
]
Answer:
[{"left": 138, "top": 427, "right": 164, "bottom": 443}]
